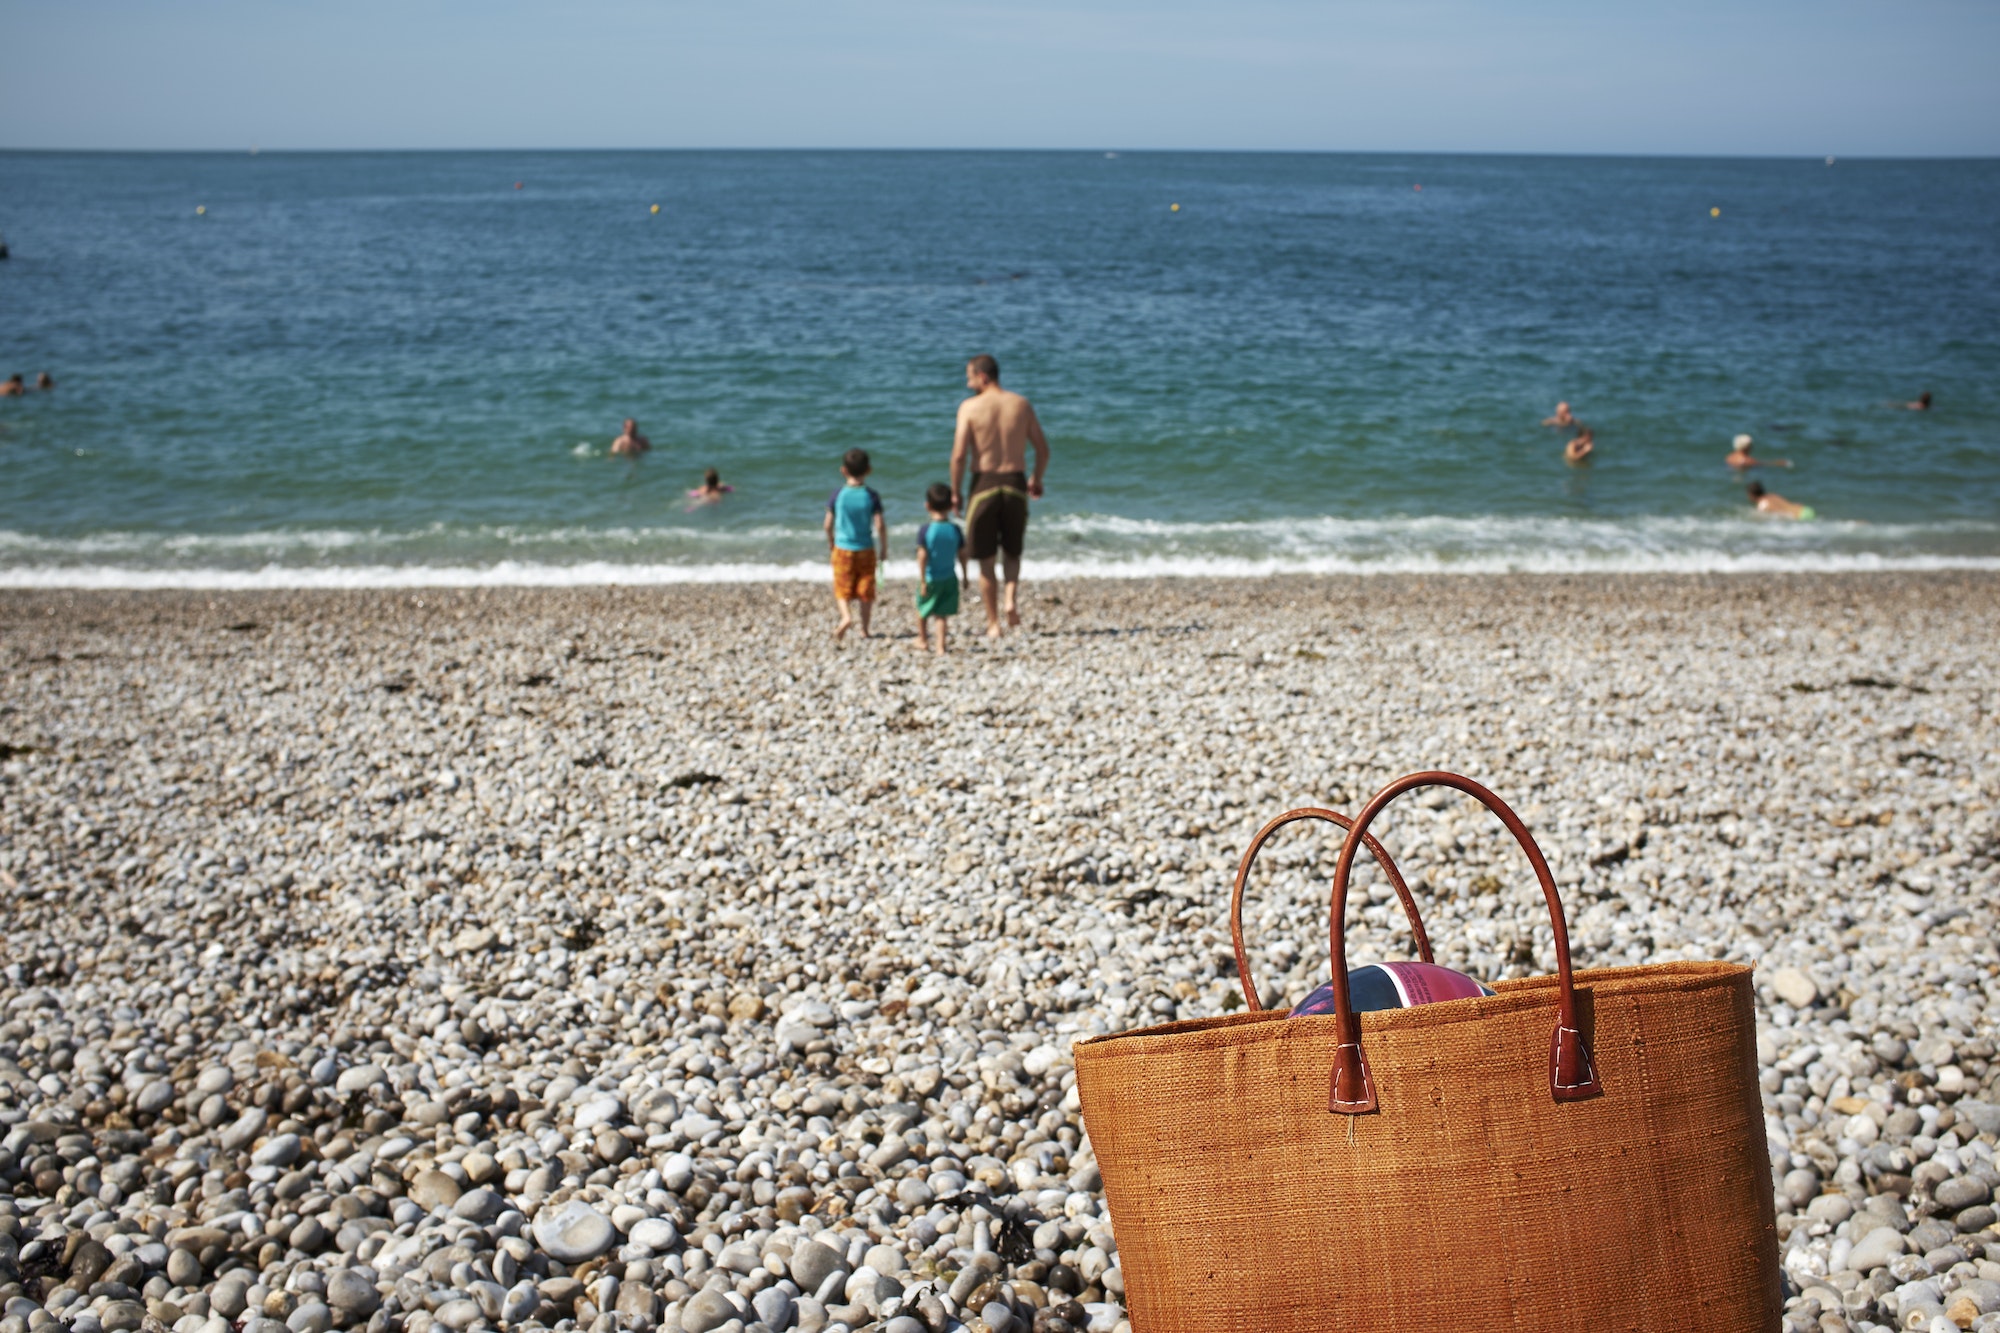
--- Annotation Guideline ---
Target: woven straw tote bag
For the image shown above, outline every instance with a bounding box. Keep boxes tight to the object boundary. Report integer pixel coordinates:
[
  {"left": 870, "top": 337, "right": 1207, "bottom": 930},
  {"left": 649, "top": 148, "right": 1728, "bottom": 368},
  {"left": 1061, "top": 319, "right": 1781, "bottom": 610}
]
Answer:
[{"left": 1074, "top": 770, "right": 1780, "bottom": 1332}]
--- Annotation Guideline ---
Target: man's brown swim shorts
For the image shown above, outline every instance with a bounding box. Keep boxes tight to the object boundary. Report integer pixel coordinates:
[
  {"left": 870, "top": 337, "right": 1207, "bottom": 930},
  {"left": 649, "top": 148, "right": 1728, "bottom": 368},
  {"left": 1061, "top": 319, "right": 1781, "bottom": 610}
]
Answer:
[{"left": 965, "top": 471, "right": 1029, "bottom": 561}]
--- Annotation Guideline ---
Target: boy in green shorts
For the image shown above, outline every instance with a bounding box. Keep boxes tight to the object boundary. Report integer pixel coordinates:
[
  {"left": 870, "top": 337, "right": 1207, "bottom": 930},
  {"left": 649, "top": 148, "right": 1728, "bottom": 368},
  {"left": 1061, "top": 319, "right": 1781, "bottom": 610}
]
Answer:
[{"left": 913, "top": 483, "right": 968, "bottom": 653}]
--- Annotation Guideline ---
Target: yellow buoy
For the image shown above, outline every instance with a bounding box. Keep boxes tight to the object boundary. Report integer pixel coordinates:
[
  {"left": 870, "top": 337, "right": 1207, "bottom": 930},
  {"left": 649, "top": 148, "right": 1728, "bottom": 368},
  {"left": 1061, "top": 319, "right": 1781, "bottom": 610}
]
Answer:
[
  {"left": 196, "top": 206, "right": 206, "bottom": 215},
  {"left": 1170, "top": 202, "right": 1180, "bottom": 212},
  {"left": 1710, "top": 207, "right": 1720, "bottom": 217},
  {"left": 650, "top": 204, "right": 660, "bottom": 214}
]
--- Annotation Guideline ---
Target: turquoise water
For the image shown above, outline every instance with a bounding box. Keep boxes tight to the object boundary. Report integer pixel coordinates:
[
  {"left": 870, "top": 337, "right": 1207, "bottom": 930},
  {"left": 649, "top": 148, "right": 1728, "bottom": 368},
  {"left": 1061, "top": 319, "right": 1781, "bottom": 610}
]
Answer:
[{"left": 2, "top": 150, "right": 1997, "bottom": 585}]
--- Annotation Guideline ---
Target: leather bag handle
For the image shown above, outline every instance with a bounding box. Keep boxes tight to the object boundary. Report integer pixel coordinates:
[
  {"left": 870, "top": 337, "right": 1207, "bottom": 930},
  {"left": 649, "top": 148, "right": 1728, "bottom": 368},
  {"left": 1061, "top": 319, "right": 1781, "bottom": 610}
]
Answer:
[
  {"left": 1325, "top": 772, "right": 1602, "bottom": 1114},
  {"left": 1229, "top": 807, "right": 1433, "bottom": 1012}
]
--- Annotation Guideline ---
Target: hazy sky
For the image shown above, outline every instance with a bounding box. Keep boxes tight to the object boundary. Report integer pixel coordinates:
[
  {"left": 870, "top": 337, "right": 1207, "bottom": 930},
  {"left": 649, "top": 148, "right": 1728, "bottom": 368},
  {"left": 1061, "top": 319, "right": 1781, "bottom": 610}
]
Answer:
[{"left": 2, "top": 0, "right": 1995, "bottom": 155}]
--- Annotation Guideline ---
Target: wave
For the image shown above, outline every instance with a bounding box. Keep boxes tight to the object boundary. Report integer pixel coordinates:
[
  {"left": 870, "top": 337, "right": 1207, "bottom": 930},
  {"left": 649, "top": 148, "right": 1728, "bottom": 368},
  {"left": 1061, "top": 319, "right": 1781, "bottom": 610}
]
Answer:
[
  {"left": 2, "top": 512, "right": 1997, "bottom": 587},
  {"left": 5, "top": 552, "right": 2000, "bottom": 590}
]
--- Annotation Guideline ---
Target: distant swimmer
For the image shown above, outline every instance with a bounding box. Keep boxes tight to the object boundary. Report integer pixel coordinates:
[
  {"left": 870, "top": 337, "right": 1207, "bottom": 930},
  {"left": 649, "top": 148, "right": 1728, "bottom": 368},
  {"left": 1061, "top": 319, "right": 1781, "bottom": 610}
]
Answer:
[
  {"left": 1725, "top": 433, "right": 1789, "bottom": 470},
  {"left": 0, "top": 375, "right": 23, "bottom": 398},
  {"left": 1542, "top": 401, "right": 1576, "bottom": 427},
  {"left": 1898, "top": 390, "right": 1933, "bottom": 412},
  {"left": 610, "top": 418, "right": 651, "bottom": 458},
  {"left": 1563, "top": 426, "right": 1594, "bottom": 465},
  {"left": 951, "top": 354, "right": 1050, "bottom": 637},
  {"left": 35, "top": 373, "right": 55, "bottom": 391},
  {"left": 1747, "top": 481, "right": 1813, "bottom": 520},
  {"left": 686, "top": 468, "right": 731, "bottom": 506}
]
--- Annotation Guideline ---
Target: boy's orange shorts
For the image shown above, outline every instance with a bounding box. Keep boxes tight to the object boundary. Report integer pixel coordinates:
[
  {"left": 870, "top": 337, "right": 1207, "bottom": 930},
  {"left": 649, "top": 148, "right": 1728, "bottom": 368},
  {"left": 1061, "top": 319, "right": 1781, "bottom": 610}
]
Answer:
[{"left": 831, "top": 548, "right": 877, "bottom": 602}]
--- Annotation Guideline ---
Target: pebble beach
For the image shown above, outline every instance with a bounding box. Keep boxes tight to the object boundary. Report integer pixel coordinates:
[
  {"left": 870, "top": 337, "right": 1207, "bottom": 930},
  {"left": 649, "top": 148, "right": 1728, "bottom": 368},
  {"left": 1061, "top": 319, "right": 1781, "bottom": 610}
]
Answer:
[{"left": 2, "top": 573, "right": 1997, "bottom": 1333}]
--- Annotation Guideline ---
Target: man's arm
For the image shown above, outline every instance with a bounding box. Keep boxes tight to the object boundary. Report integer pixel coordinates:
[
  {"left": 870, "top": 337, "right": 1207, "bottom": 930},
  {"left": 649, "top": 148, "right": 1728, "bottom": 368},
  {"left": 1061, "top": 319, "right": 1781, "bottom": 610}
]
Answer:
[
  {"left": 950, "top": 407, "right": 973, "bottom": 514},
  {"left": 1025, "top": 405, "right": 1050, "bottom": 498}
]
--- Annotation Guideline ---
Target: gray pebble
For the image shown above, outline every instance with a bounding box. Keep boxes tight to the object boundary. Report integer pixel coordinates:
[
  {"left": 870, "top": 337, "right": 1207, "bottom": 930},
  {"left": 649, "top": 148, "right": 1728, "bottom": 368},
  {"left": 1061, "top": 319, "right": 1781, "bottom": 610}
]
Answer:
[
  {"left": 134, "top": 1081, "right": 176, "bottom": 1115},
  {"left": 679, "top": 1290, "right": 737, "bottom": 1333},
  {"left": 1849, "top": 1226, "right": 1908, "bottom": 1273},
  {"left": 531, "top": 1200, "right": 616, "bottom": 1264},
  {"left": 286, "top": 1303, "right": 333, "bottom": 1333},
  {"left": 253, "top": 1133, "right": 303, "bottom": 1168},
  {"left": 1936, "top": 1177, "right": 1994, "bottom": 1211},
  {"left": 431, "top": 1300, "right": 480, "bottom": 1332},
  {"left": 786, "top": 1241, "right": 841, "bottom": 1295},
  {"left": 219, "top": 1108, "right": 268, "bottom": 1152},
  {"left": 452, "top": 1188, "right": 505, "bottom": 1224},
  {"left": 324, "top": 1271, "right": 380, "bottom": 1319},
  {"left": 501, "top": 1282, "right": 540, "bottom": 1325},
  {"left": 749, "top": 1288, "right": 793, "bottom": 1330},
  {"left": 100, "top": 1303, "right": 146, "bottom": 1333}
]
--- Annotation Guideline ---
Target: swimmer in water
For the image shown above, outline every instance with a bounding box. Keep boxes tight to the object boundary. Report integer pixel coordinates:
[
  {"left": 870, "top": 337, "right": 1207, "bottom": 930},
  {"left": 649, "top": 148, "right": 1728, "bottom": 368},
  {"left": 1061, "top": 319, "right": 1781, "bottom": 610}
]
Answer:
[
  {"left": 1563, "top": 426, "right": 1594, "bottom": 465},
  {"left": 1899, "top": 391, "right": 1933, "bottom": 412},
  {"left": 610, "top": 418, "right": 650, "bottom": 458},
  {"left": 35, "top": 373, "right": 55, "bottom": 391},
  {"left": 1724, "top": 433, "right": 1789, "bottom": 470},
  {"left": 1541, "top": 401, "right": 1576, "bottom": 428},
  {"left": 686, "top": 468, "right": 732, "bottom": 506},
  {"left": 1747, "top": 481, "right": 1813, "bottom": 520},
  {"left": 0, "top": 375, "right": 23, "bottom": 398}
]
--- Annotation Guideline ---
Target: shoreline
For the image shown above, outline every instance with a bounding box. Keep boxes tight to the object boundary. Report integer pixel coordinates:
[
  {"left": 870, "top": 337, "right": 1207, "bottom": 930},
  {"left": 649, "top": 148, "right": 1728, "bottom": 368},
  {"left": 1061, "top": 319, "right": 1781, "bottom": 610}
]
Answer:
[{"left": 6, "top": 554, "right": 2000, "bottom": 591}]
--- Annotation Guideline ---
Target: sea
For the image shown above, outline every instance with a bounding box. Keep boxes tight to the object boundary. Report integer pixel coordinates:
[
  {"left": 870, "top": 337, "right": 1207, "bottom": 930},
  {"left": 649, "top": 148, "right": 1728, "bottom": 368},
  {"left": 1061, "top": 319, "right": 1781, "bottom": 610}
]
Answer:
[{"left": 2, "top": 151, "right": 1997, "bottom": 587}]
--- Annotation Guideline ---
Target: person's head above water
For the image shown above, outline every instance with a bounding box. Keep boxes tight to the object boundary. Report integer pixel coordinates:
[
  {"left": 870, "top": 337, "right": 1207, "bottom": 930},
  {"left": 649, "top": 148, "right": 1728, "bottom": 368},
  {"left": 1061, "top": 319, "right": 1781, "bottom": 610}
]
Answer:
[
  {"left": 966, "top": 354, "right": 1000, "bottom": 390},
  {"left": 623, "top": 418, "right": 637, "bottom": 433},
  {"left": 703, "top": 468, "right": 719, "bottom": 488},
  {"left": 926, "top": 482, "right": 953, "bottom": 514},
  {"left": 1733, "top": 434, "right": 1753, "bottom": 451},
  {"left": 842, "top": 448, "right": 871, "bottom": 480},
  {"left": 35, "top": 373, "right": 54, "bottom": 390},
  {"left": 1918, "top": 391, "right": 1933, "bottom": 410},
  {"left": 1747, "top": 481, "right": 1766, "bottom": 499}
]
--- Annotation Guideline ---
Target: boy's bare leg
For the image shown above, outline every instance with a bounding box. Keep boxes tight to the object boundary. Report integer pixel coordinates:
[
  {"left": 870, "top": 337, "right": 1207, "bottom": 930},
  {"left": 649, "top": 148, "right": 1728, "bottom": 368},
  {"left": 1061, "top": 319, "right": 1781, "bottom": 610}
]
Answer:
[
  {"left": 833, "top": 591, "right": 853, "bottom": 640},
  {"left": 978, "top": 557, "right": 1003, "bottom": 637},
  {"left": 937, "top": 617, "right": 949, "bottom": 654},
  {"left": 910, "top": 616, "right": 931, "bottom": 652},
  {"left": 1002, "top": 553, "right": 1022, "bottom": 630},
  {"left": 858, "top": 598, "right": 874, "bottom": 638}
]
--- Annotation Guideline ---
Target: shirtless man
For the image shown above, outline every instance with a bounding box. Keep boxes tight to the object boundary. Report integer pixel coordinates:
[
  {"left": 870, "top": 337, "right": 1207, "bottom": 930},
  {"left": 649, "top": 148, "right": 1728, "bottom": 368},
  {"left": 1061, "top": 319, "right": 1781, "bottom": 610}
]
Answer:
[
  {"left": 1563, "top": 426, "right": 1594, "bottom": 465},
  {"left": 611, "top": 418, "right": 650, "bottom": 458},
  {"left": 951, "top": 355, "right": 1049, "bottom": 637},
  {"left": 1724, "top": 433, "right": 1790, "bottom": 469},
  {"left": 1541, "top": 401, "right": 1575, "bottom": 427}
]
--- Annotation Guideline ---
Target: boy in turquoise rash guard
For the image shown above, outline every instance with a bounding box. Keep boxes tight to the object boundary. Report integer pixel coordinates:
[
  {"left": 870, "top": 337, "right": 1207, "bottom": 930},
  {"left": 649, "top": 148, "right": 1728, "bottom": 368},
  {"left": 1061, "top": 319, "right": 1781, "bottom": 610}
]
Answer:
[
  {"left": 825, "top": 449, "right": 888, "bottom": 640},
  {"left": 913, "top": 483, "right": 968, "bottom": 653}
]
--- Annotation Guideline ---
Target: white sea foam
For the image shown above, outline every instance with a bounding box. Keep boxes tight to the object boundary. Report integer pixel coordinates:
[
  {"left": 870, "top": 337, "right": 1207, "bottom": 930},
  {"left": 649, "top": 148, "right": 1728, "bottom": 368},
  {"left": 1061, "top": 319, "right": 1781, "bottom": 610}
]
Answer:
[{"left": 2, "top": 512, "right": 1997, "bottom": 587}]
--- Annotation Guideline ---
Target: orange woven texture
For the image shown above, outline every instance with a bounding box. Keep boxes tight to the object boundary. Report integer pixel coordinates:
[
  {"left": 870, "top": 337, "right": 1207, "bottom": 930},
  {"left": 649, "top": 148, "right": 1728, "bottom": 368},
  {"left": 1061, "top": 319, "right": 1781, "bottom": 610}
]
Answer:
[{"left": 1075, "top": 961, "right": 1780, "bottom": 1332}]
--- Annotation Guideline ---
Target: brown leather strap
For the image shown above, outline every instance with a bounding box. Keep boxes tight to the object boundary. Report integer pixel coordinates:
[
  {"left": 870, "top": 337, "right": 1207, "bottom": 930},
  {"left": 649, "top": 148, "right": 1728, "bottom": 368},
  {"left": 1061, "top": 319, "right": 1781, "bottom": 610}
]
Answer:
[
  {"left": 1230, "top": 807, "right": 1432, "bottom": 1012},
  {"left": 1324, "top": 772, "right": 1602, "bottom": 1114}
]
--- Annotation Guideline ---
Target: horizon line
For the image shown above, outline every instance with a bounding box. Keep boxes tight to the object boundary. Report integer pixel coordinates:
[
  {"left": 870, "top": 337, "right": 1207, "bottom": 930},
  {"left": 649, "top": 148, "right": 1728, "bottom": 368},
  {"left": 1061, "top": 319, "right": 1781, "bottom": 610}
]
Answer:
[{"left": 3, "top": 145, "right": 1997, "bottom": 162}]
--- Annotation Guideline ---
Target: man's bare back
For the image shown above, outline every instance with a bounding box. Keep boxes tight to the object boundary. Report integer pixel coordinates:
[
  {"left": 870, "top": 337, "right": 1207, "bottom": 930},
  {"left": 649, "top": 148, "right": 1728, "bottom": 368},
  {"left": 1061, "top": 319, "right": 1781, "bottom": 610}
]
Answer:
[
  {"left": 953, "top": 386, "right": 1047, "bottom": 491},
  {"left": 950, "top": 356, "right": 1050, "bottom": 637}
]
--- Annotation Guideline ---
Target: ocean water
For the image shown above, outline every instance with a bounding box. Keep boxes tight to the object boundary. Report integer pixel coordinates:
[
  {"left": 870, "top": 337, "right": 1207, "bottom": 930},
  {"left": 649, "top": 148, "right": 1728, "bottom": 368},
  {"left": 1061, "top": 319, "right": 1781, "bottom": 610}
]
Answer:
[{"left": 2, "top": 150, "right": 1997, "bottom": 586}]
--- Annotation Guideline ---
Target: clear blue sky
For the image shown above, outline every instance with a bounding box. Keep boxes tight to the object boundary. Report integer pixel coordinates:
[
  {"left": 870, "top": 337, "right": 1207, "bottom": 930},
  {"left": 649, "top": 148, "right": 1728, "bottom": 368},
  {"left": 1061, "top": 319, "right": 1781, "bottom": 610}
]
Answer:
[{"left": 2, "top": 0, "right": 1995, "bottom": 155}]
